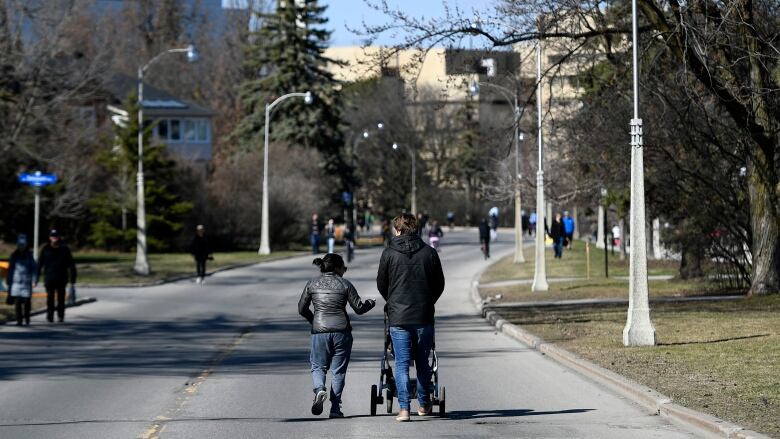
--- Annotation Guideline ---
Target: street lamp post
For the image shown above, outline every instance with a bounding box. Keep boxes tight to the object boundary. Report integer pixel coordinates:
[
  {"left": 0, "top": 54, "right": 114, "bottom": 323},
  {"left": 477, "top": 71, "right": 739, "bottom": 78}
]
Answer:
[
  {"left": 623, "top": 0, "right": 656, "bottom": 346},
  {"left": 351, "top": 122, "right": 384, "bottom": 230},
  {"left": 468, "top": 81, "right": 525, "bottom": 264},
  {"left": 135, "top": 45, "right": 199, "bottom": 275},
  {"left": 532, "top": 41, "right": 549, "bottom": 292},
  {"left": 392, "top": 142, "right": 416, "bottom": 215},
  {"left": 259, "top": 91, "right": 314, "bottom": 255}
]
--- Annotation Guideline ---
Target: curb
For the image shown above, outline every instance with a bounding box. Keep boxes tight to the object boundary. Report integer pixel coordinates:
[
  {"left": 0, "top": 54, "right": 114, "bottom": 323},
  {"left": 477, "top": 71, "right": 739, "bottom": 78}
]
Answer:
[
  {"left": 1, "top": 297, "right": 97, "bottom": 325},
  {"left": 470, "top": 271, "right": 772, "bottom": 439}
]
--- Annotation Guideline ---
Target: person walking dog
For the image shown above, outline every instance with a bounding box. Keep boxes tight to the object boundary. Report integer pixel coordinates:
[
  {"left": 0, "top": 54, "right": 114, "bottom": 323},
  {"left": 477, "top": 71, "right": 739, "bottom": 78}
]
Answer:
[
  {"left": 36, "top": 229, "right": 76, "bottom": 323},
  {"left": 7, "top": 234, "right": 37, "bottom": 326},
  {"left": 377, "top": 213, "right": 445, "bottom": 421},
  {"left": 299, "top": 253, "right": 376, "bottom": 418}
]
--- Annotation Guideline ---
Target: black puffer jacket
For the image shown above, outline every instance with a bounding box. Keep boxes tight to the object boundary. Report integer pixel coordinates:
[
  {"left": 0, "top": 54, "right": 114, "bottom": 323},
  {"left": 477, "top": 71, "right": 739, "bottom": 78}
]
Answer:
[
  {"left": 298, "top": 273, "right": 375, "bottom": 333},
  {"left": 377, "top": 234, "right": 445, "bottom": 326},
  {"left": 37, "top": 244, "right": 77, "bottom": 286}
]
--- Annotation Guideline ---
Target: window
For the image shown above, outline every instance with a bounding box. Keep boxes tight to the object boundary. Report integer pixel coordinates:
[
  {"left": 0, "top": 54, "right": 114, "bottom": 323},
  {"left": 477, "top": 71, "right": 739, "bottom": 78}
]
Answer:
[
  {"left": 156, "top": 119, "right": 168, "bottom": 138},
  {"left": 184, "top": 119, "right": 196, "bottom": 141},
  {"left": 196, "top": 119, "right": 209, "bottom": 142},
  {"left": 170, "top": 119, "right": 181, "bottom": 141}
]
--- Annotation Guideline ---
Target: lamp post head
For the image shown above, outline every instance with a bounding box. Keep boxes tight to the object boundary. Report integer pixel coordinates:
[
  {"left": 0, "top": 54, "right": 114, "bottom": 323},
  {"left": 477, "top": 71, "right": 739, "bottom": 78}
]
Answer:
[
  {"left": 392, "top": 143, "right": 399, "bottom": 150},
  {"left": 362, "top": 130, "right": 369, "bottom": 139},
  {"left": 186, "top": 45, "right": 199, "bottom": 63},
  {"left": 518, "top": 132, "right": 524, "bottom": 141},
  {"left": 304, "top": 91, "right": 314, "bottom": 105},
  {"left": 377, "top": 122, "right": 384, "bottom": 130},
  {"left": 601, "top": 188, "right": 608, "bottom": 197}
]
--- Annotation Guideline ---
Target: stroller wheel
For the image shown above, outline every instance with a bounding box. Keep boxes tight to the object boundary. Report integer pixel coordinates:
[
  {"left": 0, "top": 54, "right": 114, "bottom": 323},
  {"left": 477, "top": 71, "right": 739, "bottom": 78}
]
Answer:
[
  {"left": 370, "top": 384, "right": 378, "bottom": 416},
  {"left": 385, "top": 388, "right": 393, "bottom": 414},
  {"left": 439, "top": 386, "right": 446, "bottom": 416}
]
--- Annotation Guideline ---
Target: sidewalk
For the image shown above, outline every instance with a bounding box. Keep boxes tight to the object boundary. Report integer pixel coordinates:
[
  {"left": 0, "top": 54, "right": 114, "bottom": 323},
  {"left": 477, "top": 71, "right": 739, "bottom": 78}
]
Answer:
[{"left": 0, "top": 296, "right": 96, "bottom": 325}]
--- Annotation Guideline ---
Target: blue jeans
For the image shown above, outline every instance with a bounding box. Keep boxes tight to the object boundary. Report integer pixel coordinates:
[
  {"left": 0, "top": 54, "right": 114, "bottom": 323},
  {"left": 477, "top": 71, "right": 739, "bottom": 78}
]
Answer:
[
  {"left": 310, "top": 331, "right": 353, "bottom": 407},
  {"left": 554, "top": 237, "right": 565, "bottom": 258},
  {"left": 310, "top": 234, "right": 320, "bottom": 254},
  {"left": 389, "top": 325, "right": 434, "bottom": 410}
]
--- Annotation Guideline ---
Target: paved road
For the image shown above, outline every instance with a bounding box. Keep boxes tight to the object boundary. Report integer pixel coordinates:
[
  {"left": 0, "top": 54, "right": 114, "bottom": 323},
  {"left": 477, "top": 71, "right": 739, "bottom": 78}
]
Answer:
[{"left": 0, "top": 229, "right": 697, "bottom": 438}]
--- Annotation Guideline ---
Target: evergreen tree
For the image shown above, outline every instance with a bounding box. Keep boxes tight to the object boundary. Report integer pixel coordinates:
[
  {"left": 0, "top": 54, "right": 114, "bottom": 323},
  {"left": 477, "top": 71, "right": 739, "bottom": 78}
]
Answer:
[
  {"left": 452, "top": 93, "right": 482, "bottom": 225},
  {"left": 235, "top": 0, "right": 350, "bottom": 188},
  {"left": 89, "top": 93, "right": 193, "bottom": 251}
]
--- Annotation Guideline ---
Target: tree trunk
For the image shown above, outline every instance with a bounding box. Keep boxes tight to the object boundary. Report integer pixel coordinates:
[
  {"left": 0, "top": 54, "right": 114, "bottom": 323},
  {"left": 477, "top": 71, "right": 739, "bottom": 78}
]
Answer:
[
  {"left": 464, "top": 178, "right": 472, "bottom": 226},
  {"left": 679, "top": 242, "right": 705, "bottom": 279},
  {"left": 618, "top": 218, "right": 626, "bottom": 261},
  {"left": 747, "top": 162, "right": 780, "bottom": 295}
]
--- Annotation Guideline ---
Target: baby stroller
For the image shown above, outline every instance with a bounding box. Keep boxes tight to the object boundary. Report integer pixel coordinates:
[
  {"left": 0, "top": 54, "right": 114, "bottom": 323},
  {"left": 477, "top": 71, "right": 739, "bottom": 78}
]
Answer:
[{"left": 369, "top": 312, "right": 446, "bottom": 416}]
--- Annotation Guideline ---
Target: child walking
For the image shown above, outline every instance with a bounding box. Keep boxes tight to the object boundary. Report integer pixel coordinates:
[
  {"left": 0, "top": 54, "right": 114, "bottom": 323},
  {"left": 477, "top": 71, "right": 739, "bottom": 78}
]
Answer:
[{"left": 298, "top": 253, "right": 375, "bottom": 418}]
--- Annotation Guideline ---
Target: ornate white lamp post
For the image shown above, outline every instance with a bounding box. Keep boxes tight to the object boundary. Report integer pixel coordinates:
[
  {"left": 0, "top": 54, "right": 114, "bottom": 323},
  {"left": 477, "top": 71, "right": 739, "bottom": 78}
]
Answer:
[{"left": 623, "top": 0, "right": 657, "bottom": 346}]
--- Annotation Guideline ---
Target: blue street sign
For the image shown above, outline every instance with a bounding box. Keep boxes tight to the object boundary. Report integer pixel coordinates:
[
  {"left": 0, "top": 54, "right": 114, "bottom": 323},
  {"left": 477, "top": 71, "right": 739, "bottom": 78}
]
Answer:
[
  {"left": 19, "top": 171, "right": 57, "bottom": 187},
  {"left": 341, "top": 191, "right": 353, "bottom": 204}
]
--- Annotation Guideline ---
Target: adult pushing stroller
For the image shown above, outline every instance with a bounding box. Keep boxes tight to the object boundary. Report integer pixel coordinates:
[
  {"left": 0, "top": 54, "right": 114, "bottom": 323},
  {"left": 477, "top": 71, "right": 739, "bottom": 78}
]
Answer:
[{"left": 369, "top": 312, "right": 446, "bottom": 416}]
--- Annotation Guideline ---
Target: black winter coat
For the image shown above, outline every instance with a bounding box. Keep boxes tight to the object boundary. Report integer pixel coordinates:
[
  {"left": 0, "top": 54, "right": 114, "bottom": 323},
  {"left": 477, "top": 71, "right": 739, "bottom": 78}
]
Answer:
[
  {"left": 376, "top": 234, "right": 445, "bottom": 326},
  {"left": 298, "top": 273, "right": 375, "bottom": 333},
  {"left": 479, "top": 221, "right": 491, "bottom": 241},
  {"left": 191, "top": 235, "right": 211, "bottom": 260},
  {"left": 37, "top": 244, "right": 77, "bottom": 286},
  {"left": 548, "top": 219, "right": 564, "bottom": 240}
]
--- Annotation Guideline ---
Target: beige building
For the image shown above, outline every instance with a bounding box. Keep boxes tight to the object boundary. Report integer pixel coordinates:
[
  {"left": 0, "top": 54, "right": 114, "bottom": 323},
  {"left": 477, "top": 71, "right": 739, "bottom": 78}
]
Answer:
[{"left": 325, "top": 46, "right": 473, "bottom": 101}]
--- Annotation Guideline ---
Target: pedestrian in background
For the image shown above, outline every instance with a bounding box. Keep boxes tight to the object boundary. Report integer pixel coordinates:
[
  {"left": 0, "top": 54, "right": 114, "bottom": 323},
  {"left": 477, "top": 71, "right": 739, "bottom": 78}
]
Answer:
[
  {"left": 428, "top": 220, "right": 443, "bottom": 251},
  {"left": 191, "top": 225, "right": 212, "bottom": 285},
  {"left": 562, "top": 211, "right": 575, "bottom": 249},
  {"left": 377, "top": 213, "right": 445, "bottom": 421},
  {"left": 479, "top": 218, "right": 491, "bottom": 259},
  {"left": 488, "top": 206, "right": 499, "bottom": 242},
  {"left": 612, "top": 224, "right": 621, "bottom": 247},
  {"left": 7, "top": 234, "right": 37, "bottom": 326},
  {"left": 36, "top": 229, "right": 76, "bottom": 323},
  {"left": 529, "top": 211, "right": 537, "bottom": 236},
  {"left": 446, "top": 211, "right": 455, "bottom": 230},
  {"left": 547, "top": 213, "right": 565, "bottom": 259},
  {"left": 521, "top": 210, "right": 530, "bottom": 235},
  {"left": 299, "top": 253, "right": 375, "bottom": 418},
  {"left": 382, "top": 219, "right": 392, "bottom": 248},
  {"left": 325, "top": 218, "right": 336, "bottom": 253},
  {"left": 310, "top": 213, "right": 323, "bottom": 254},
  {"left": 343, "top": 225, "right": 355, "bottom": 262}
]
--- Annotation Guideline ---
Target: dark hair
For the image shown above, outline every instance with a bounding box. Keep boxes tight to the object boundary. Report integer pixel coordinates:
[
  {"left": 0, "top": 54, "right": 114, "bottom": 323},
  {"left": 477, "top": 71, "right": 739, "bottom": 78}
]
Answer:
[
  {"left": 312, "top": 253, "right": 345, "bottom": 273},
  {"left": 392, "top": 213, "right": 418, "bottom": 235}
]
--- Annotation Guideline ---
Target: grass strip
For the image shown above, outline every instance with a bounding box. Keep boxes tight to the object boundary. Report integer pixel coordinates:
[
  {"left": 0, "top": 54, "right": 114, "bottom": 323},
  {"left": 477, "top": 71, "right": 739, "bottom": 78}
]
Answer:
[
  {"left": 481, "top": 240, "right": 678, "bottom": 284},
  {"left": 72, "top": 251, "right": 304, "bottom": 285},
  {"left": 499, "top": 295, "right": 780, "bottom": 437}
]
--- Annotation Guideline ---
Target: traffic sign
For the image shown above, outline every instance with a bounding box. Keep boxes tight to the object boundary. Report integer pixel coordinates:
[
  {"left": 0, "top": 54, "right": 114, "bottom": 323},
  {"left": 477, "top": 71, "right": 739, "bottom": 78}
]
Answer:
[
  {"left": 19, "top": 171, "right": 57, "bottom": 187},
  {"left": 341, "top": 191, "right": 353, "bottom": 204}
]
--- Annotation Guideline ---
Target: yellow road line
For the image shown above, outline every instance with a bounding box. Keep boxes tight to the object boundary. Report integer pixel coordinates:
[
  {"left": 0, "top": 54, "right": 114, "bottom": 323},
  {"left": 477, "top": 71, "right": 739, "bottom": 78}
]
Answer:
[{"left": 137, "top": 327, "right": 254, "bottom": 439}]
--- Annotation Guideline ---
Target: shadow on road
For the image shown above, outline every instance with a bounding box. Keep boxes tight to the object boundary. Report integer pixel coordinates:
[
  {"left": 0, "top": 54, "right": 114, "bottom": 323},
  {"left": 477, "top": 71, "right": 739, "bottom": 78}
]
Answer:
[
  {"left": 0, "top": 308, "right": 521, "bottom": 381},
  {"left": 446, "top": 408, "right": 595, "bottom": 419}
]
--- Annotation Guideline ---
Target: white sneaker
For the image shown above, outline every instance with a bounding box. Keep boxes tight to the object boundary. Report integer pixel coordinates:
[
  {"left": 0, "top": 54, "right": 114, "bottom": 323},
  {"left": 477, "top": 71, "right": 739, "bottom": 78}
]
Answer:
[{"left": 196, "top": 277, "right": 203, "bottom": 284}]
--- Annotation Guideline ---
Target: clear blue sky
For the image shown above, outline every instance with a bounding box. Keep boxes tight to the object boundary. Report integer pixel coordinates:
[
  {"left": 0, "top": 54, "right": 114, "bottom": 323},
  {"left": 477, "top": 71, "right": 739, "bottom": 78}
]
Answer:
[{"left": 323, "top": 0, "right": 495, "bottom": 47}]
